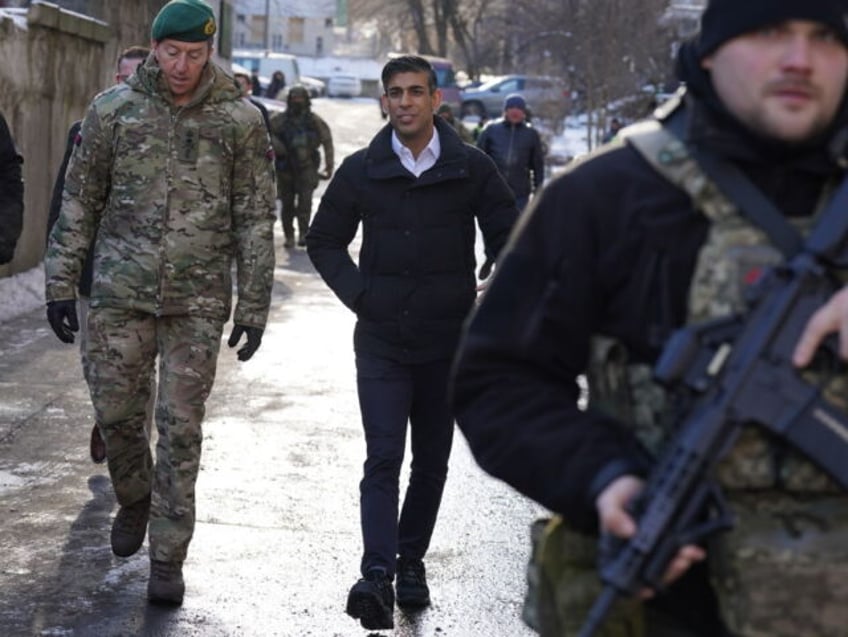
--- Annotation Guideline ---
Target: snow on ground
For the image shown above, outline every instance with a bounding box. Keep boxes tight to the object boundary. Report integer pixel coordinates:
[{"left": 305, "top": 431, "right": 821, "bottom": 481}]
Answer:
[{"left": 0, "top": 265, "right": 44, "bottom": 322}]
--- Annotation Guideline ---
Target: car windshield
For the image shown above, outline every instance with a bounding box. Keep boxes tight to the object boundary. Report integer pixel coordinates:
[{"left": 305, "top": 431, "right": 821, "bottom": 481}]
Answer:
[
  {"left": 475, "top": 77, "right": 506, "bottom": 90},
  {"left": 433, "top": 67, "right": 456, "bottom": 88}
]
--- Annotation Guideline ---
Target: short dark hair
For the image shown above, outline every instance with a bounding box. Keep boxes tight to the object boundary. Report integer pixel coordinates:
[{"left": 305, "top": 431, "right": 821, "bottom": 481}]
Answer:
[
  {"left": 117, "top": 45, "right": 149, "bottom": 71},
  {"left": 381, "top": 55, "right": 437, "bottom": 94}
]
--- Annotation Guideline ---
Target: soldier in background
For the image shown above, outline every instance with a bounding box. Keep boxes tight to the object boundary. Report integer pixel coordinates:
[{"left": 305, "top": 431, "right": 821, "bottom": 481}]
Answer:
[
  {"left": 44, "top": 0, "right": 275, "bottom": 606},
  {"left": 0, "top": 111, "right": 23, "bottom": 266},
  {"left": 233, "top": 70, "right": 271, "bottom": 132},
  {"left": 436, "top": 103, "right": 473, "bottom": 143},
  {"left": 269, "top": 85, "right": 333, "bottom": 248}
]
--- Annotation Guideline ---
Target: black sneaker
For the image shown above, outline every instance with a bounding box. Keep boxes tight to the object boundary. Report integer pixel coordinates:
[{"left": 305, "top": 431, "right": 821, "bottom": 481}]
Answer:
[
  {"left": 345, "top": 569, "right": 394, "bottom": 630},
  {"left": 110, "top": 494, "right": 151, "bottom": 557},
  {"left": 396, "top": 557, "right": 430, "bottom": 608}
]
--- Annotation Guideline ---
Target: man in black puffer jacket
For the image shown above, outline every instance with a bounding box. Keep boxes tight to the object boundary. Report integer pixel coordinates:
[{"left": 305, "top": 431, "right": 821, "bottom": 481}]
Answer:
[
  {"left": 307, "top": 55, "right": 517, "bottom": 632},
  {"left": 477, "top": 93, "right": 545, "bottom": 211}
]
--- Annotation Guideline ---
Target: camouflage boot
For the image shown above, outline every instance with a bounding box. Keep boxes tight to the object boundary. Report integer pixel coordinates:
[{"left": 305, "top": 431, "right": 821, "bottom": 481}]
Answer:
[
  {"left": 148, "top": 559, "right": 185, "bottom": 606},
  {"left": 110, "top": 494, "right": 150, "bottom": 557}
]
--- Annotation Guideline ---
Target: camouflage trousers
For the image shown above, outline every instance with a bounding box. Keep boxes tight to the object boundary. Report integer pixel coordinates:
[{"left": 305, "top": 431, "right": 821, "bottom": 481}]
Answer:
[
  {"left": 526, "top": 516, "right": 699, "bottom": 637},
  {"left": 85, "top": 307, "right": 224, "bottom": 562},
  {"left": 526, "top": 491, "right": 848, "bottom": 637},
  {"left": 711, "top": 491, "right": 848, "bottom": 637},
  {"left": 80, "top": 299, "right": 154, "bottom": 438},
  {"left": 277, "top": 170, "right": 316, "bottom": 240}
]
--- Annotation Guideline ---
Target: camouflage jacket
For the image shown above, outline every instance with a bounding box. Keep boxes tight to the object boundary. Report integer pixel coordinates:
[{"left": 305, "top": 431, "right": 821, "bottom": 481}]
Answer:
[
  {"left": 268, "top": 109, "right": 333, "bottom": 177},
  {"left": 45, "top": 56, "right": 276, "bottom": 327}
]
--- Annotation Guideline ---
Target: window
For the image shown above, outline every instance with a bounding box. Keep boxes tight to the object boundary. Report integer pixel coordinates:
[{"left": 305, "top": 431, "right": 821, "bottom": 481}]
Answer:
[
  {"left": 289, "top": 17, "right": 304, "bottom": 44},
  {"left": 497, "top": 78, "right": 522, "bottom": 92}
]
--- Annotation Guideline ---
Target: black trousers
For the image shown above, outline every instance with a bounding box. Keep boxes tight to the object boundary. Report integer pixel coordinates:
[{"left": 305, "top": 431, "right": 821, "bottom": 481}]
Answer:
[{"left": 355, "top": 354, "right": 455, "bottom": 578}]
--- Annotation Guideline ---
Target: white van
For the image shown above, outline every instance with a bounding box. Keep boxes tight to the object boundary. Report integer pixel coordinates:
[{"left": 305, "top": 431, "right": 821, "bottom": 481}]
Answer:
[{"left": 231, "top": 50, "right": 301, "bottom": 96}]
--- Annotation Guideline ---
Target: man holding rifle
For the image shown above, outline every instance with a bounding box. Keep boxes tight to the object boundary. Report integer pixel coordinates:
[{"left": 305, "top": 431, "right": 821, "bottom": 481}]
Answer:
[{"left": 452, "top": 1, "right": 848, "bottom": 635}]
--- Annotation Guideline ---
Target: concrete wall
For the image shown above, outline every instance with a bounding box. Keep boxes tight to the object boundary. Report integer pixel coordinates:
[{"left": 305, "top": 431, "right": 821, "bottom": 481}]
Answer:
[{"left": 0, "top": 2, "right": 111, "bottom": 279}]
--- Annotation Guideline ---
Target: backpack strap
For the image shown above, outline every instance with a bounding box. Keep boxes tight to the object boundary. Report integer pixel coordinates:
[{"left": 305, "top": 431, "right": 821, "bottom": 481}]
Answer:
[{"left": 623, "top": 109, "right": 804, "bottom": 259}]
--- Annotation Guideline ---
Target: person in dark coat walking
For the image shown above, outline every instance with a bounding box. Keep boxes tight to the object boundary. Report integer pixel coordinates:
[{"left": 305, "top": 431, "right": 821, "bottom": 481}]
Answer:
[
  {"left": 477, "top": 93, "right": 545, "bottom": 211},
  {"left": 265, "top": 70, "right": 286, "bottom": 99},
  {"left": 306, "top": 55, "right": 517, "bottom": 632},
  {"left": 0, "top": 112, "right": 23, "bottom": 266}
]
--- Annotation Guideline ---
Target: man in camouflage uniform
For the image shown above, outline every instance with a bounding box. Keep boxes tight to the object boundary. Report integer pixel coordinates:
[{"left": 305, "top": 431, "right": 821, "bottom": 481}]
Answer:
[
  {"left": 268, "top": 85, "right": 333, "bottom": 248},
  {"left": 44, "top": 0, "right": 276, "bottom": 606},
  {"left": 452, "top": 1, "right": 848, "bottom": 636}
]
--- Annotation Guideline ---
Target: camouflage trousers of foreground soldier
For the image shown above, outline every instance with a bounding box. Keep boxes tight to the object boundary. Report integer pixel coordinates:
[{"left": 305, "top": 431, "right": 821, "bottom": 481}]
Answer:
[
  {"left": 525, "top": 493, "right": 848, "bottom": 637},
  {"left": 85, "top": 307, "right": 224, "bottom": 563}
]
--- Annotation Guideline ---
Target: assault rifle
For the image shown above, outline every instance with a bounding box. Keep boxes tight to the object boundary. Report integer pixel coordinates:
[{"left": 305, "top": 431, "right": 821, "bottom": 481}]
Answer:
[{"left": 576, "top": 177, "right": 848, "bottom": 637}]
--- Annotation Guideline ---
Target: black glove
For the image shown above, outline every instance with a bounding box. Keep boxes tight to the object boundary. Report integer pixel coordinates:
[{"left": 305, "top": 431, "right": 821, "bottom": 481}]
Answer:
[
  {"left": 227, "top": 324, "right": 264, "bottom": 361},
  {"left": 46, "top": 300, "right": 79, "bottom": 344},
  {"left": 478, "top": 257, "right": 494, "bottom": 281}
]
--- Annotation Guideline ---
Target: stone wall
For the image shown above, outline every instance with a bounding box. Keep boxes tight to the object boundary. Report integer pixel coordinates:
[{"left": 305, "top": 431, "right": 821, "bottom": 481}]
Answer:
[{"left": 0, "top": 3, "right": 110, "bottom": 278}]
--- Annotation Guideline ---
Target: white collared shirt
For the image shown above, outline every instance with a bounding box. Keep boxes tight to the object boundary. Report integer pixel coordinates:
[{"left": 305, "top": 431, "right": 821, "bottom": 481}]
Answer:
[{"left": 391, "top": 128, "right": 441, "bottom": 178}]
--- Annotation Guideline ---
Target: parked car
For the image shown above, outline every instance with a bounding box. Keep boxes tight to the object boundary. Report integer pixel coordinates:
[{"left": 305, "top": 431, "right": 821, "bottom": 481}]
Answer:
[
  {"left": 327, "top": 74, "right": 362, "bottom": 98},
  {"left": 460, "top": 74, "right": 569, "bottom": 131},
  {"left": 232, "top": 50, "right": 301, "bottom": 100}
]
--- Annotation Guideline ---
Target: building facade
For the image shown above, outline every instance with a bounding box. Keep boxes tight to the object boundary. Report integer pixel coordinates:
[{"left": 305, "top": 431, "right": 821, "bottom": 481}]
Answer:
[{"left": 233, "top": 0, "right": 337, "bottom": 57}]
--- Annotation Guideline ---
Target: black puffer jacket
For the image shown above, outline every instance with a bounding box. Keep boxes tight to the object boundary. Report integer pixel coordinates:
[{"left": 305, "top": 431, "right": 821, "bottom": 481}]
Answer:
[
  {"left": 307, "top": 117, "right": 518, "bottom": 363},
  {"left": 0, "top": 112, "right": 23, "bottom": 265},
  {"left": 476, "top": 118, "right": 544, "bottom": 199}
]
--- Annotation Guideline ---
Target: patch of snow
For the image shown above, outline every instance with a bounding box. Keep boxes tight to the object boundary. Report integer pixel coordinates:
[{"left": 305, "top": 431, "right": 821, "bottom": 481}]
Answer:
[{"left": 0, "top": 265, "right": 44, "bottom": 322}]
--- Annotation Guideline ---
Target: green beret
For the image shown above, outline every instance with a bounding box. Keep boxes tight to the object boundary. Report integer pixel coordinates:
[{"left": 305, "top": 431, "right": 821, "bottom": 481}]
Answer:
[{"left": 151, "top": 0, "right": 216, "bottom": 42}]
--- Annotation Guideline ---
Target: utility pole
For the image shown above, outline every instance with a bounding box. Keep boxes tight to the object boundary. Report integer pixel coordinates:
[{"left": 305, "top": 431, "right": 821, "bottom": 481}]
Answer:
[{"left": 263, "top": 0, "right": 270, "bottom": 50}]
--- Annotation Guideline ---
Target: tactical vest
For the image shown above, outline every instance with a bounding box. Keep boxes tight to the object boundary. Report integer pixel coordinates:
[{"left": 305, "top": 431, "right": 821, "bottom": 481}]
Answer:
[
  {"left": 274, "top": 112, "right": 322, "bottom": 173},
  {"left": 527, "top": 115, "right": 848, "bottom": 637}
]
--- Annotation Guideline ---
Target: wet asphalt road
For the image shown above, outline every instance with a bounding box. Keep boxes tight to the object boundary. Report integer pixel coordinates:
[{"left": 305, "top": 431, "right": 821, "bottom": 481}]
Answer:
[{"left": 0, "top": 97, "right": 546, "bottom": 636}]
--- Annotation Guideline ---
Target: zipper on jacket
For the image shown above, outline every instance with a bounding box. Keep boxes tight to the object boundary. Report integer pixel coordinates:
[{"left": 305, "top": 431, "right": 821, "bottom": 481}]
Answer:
[{"left": 156, "top": 107, "right": 180, "bottom": 316}]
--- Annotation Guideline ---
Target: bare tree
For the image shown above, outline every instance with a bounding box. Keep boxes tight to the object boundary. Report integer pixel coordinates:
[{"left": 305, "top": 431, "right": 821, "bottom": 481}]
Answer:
[
  {"left": 349, "top": 0, "right": 679, "bottom": 145},
  {"left": 508, "top": 0, "right": 675, "bottom": 147}
]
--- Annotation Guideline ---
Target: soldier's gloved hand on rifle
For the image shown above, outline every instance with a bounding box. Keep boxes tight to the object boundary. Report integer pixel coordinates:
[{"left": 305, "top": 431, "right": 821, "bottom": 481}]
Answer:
[
  {"left": 227, "top": 324, "right": 264, "bottom": 361},
  {"left": 794, "top": 284, "right": 848, "bottom": 366},
  {"left": 46, "top": 300, "right": 79, "bottom": 344},
  {"left": 596, "top": 474, "right": 706, "bottom": 598}
]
